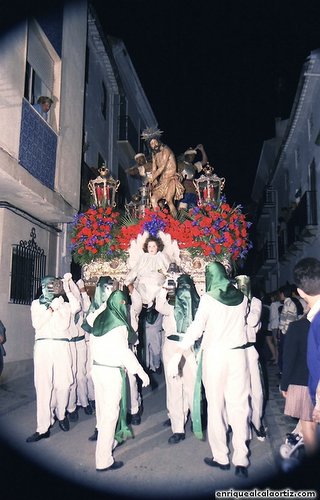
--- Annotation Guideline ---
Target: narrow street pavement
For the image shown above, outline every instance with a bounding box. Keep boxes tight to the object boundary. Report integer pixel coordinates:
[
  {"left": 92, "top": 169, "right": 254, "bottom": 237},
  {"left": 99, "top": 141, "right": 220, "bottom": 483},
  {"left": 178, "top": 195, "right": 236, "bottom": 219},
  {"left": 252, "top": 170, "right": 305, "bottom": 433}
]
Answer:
[{"left": 0, "top": 359, "right": 319, "bottom": 500}]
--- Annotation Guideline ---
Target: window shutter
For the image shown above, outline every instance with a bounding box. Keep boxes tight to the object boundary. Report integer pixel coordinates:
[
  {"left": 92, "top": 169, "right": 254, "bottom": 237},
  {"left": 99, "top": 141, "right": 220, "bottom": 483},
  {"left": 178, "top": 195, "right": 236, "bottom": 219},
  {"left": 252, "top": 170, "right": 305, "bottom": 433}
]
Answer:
[{"left": 27, "top": 26, "right": 54, "bottom": 91}]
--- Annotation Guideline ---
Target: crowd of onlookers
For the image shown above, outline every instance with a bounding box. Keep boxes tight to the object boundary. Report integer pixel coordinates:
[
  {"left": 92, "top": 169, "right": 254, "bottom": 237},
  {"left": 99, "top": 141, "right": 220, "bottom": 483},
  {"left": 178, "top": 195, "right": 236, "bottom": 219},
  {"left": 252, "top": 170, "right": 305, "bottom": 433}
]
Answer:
[{"left": 254, "top": 260, "right": 320, "bottom": 459}]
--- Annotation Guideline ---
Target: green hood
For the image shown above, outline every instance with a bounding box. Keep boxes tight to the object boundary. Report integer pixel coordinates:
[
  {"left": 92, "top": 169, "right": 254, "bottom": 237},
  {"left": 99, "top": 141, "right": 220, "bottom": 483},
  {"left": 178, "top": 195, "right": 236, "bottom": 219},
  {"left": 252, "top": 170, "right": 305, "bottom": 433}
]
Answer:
[
  {"left": 174, "top": 274, "right": 200, "bottom": 333},
  {"left": 39, "top": 275, "right": 56, "bottom": 309},
  {"left": 92, "top": 290, "right": 137, "bottom": 344},
  {"left": 82, "top": 276, "right": 114, "bottom": 333},
  {"left": 205, "top": 262, "right": 243, "bottom": 306}
]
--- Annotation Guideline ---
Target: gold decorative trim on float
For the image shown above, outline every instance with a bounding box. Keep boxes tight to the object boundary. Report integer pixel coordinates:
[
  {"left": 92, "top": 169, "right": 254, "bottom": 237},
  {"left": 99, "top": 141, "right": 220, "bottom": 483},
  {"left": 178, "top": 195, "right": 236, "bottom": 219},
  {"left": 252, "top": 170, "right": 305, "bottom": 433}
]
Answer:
[
  {"left": 82, "top": 258, "right": 129, "bottom": 295},
  {"left": 82, "top": 248, "right": 231, "bottom": 297},
  {"left": 178, "top": 249, "right": 232, "bottom": 296},
  {"left": 179, "top": 249, "right": 207, "bottom": 295}
]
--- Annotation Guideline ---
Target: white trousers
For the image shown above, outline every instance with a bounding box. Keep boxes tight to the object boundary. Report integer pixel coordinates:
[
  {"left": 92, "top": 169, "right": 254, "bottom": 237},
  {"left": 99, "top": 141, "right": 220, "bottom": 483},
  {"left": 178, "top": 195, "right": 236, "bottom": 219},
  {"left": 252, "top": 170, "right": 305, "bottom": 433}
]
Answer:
[
  {"left": 144, "top": 313, "right": 163, "bottom": 371},
  {"left": 67, "top": 339, "right": 89, "bottom": 411},
  {"left": 246, "top": 345, "right": 264, "bottom": 431},
  {"left": 91, "top": 365, "right": 122, "bottom": 469},
  {"left": 85, "top": 340, "right": 95, "bottom": 401},
  {"left": 162, "top": 339, "right": 197, "bottom": 433},
  {"left": 34, "top": 339, "right": 73, "bottom": 433},
  {"left": 202, "top": 348, "right": 250, "bottom": 467},
  {"left": 127, "top": 371, "right": 141, "bottom": 414}
]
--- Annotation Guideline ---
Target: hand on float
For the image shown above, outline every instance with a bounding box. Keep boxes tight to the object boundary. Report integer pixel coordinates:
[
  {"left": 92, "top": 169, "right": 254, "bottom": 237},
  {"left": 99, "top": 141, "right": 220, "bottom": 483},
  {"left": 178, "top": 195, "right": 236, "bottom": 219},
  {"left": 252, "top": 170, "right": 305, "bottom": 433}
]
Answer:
[{"left": 62, "top": 273, "right": 72, "bottom": 293}]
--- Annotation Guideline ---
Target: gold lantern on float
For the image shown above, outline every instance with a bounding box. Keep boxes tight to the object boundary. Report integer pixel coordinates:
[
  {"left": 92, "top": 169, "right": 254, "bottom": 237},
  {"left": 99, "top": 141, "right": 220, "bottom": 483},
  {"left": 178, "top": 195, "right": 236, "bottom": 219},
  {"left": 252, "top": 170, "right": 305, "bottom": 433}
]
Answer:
[
  {"left": 193, "top": 163, "right": 225, "bottom": 205},
  {"left": 125, "top": 193, "right": 141, "bottom": 218},
  {"left": 88, "top": 164, "right": 120, "bottom": 208}
]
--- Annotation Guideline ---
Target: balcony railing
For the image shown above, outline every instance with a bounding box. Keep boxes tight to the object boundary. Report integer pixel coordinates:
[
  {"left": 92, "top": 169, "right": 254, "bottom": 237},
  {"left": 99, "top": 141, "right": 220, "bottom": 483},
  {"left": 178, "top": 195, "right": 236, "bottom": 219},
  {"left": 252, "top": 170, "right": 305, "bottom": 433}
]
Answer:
[
  {"left": 253, "top": 240, "right": 277, "bottom": 273},
  {"left": 287, "top": 190, "right": 317, "bottom": 247}
]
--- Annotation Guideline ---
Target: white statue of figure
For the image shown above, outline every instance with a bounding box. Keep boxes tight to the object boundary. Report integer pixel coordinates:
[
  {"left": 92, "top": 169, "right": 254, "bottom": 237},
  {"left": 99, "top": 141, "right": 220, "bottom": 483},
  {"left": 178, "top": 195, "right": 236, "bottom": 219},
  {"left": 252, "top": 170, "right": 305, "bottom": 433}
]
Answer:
[{"left": 124, "top": 231, "right": 180, "bottom": 305}]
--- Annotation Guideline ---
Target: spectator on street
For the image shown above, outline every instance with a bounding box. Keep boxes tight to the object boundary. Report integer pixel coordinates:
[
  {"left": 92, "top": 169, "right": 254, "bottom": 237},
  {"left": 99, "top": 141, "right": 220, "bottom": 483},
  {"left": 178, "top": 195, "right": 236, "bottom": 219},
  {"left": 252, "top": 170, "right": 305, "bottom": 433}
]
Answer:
[
  {"left": 293, "top": 258, "right": 320, "bottom": 436},
  {"left": 278, "top": 284, "right": 302, "bottom": 375},
  {"left": 280, "top": 309, "right": 318, "bottom": 456},
  {"left": 267, "top": 290, "right": 281, "bottom": 365}
]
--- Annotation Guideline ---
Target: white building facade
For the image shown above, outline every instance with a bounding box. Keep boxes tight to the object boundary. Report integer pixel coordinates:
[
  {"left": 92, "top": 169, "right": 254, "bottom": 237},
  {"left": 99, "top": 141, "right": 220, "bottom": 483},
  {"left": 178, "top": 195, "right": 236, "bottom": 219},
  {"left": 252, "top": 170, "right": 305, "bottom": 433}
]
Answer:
[
  {"left": 0, "top": 2, "right": 158, "bottom": 381},
  {"left": 81, "top": 6, "right": 157, "bottom": 212},
  {"left": 251, "top": 49, "right": 320, "bottom": 292},
  {"left": 0, "top": 2, "right": 88, "bottom": 379}
]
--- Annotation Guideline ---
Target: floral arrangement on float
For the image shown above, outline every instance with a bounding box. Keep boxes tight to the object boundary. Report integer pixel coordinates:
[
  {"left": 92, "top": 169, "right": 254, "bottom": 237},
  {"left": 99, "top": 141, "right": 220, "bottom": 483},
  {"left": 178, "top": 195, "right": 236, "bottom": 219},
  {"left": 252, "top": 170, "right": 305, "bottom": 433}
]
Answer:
[
  {"left": 70, "top": 196, "right": 252, "bottom": 268},
  {"left": 117, "top": 196, "right": 252, "bottom": 265},
  {"left": 70, "top": 206, "right": 126, "bottom": 266}
]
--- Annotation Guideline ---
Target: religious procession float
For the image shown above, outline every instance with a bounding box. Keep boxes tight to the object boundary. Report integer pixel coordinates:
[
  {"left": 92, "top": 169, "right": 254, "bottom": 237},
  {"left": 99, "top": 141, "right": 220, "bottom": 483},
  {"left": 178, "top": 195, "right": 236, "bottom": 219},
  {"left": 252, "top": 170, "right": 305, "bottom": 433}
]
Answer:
[{"left": 70, "top": 127, "right": 252, "bottom": 295}]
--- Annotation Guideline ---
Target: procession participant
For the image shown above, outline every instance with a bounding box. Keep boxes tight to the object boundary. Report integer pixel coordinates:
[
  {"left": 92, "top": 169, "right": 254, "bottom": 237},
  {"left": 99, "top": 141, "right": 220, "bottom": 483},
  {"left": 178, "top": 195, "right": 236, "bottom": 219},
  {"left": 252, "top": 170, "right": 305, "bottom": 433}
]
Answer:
[
  {"left": 76, "top": 278, "right": 95, "bottom": 413},
  {"left": 234, "top": 275, "right": 267, "bottom": 441},
  {"left": 86, "top": 281, "right": 143, "bottom": 439},
  {"left": 63, "top": 274, "right": 93, "bottom": 421},
  {"left": 126, "top": 285, "right": 144, "bottom": 425},
  {"left": 155, "top": 274, "right": 200, "bottom": 444},
  {"left": 141, "top": 126, "right": 184, "bottom": 218},
  {"left": 86, "top": 287, "right": 150, "bottom": 471},
  {"left": 82, "top": 276, "right": 115, "bottom": 442},
  {"left": 167, "top": 262, "right": 250, "bottom": 477},
  {"left": 26, "top": 276, "right": 74, "bottom": 442}
]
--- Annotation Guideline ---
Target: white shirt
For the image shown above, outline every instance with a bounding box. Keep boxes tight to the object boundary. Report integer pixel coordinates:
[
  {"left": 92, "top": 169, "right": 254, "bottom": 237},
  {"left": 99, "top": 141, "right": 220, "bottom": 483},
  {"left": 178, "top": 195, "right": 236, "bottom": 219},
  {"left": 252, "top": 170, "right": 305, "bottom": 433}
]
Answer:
[
  {"left": 246, "top": 296, "right": 262, "bottom": 343},
  {"left": 90, "top": 325, "right": 143, "bottom": 376},
  {"left": 31, "top": 298, "right": 71, "bottom": 340},
  {"left": 307, "top": 298, "right": 320, "bottom": 322},
  {"left": 181, "top": 293, "right": 248, "bottom": 352},
  {"left": 268, "top": 300, "right": 281, "bottom": 330}
]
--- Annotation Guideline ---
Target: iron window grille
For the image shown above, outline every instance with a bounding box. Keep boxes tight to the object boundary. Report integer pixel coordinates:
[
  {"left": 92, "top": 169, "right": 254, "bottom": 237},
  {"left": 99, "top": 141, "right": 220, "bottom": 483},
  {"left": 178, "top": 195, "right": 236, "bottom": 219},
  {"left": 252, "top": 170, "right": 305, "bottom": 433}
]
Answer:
[{"left": 10, "top": 228, "right": 46, "bottom": 305}]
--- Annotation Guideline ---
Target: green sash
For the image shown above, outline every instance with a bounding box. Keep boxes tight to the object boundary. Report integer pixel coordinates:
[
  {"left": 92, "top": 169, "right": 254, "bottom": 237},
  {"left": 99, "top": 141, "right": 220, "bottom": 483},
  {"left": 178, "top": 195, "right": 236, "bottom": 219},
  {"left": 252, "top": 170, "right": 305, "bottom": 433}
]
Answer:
[
  {"left": 114, "top": 367, "right": 134, "bottom": 443},
  {"left": 92, "top": 361, "right": 133, "bottom": 444},
  {"left": 192, "top": 350, "right": 204, "bottom": 440}
]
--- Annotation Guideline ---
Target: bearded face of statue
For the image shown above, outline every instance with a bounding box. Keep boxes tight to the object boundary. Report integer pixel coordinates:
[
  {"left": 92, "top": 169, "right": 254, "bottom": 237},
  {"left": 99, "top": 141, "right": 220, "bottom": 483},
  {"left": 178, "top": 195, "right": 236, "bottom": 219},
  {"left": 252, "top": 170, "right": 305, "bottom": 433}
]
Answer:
[{"left": 149, "top": 138, "right": 161, "bottom": 153}]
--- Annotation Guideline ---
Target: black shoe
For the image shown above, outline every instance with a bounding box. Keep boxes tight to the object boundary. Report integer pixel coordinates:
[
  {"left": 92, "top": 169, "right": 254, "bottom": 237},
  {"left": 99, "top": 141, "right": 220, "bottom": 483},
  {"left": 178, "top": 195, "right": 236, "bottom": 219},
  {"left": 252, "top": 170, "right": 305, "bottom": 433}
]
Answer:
[
  {"left": 168, "top": 433, "right": 185, "bottom": 444},
  {"left": 235, "top": 465, "right": 248, "bottom": 478},
  {"left": 204, "top": 457, "right": 230, "bottom": 470},
  {"left": 130, "top": 412, "right": 141, "bottom": 425},
  {"left": 255, "top": 425, "right": 267, "bottom": 441},
  {"left": 68, "top": 408, "right": 79, "bottom": 422},
  {"left": 84, "top": 405, "right": 93, "bottom": 415},
  {"left": 96, "top": 461, "right": 124, "bottom": 471},
  {"left": 89, "top": 400, "right": 96, "bottom": 411},
  {"left": 26, "top": 430, "right": 50, "bottom": 443},
  {"left": 58, "top": 417, "right": 70, "bottom": 432},
  {"left": 88, "top": 428, "right": 98, "bottom": 441},
  {"left": 163, "top": 418, "right": 171, "bottom": 427}
]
